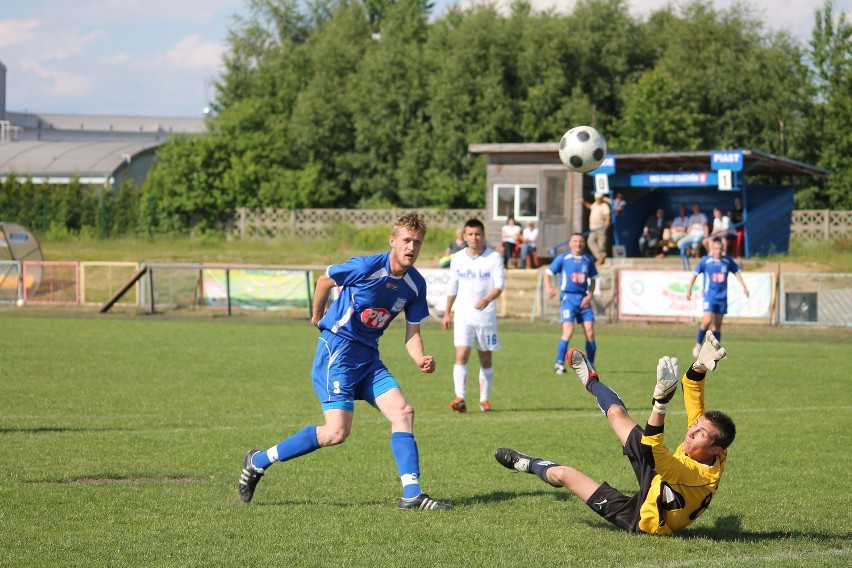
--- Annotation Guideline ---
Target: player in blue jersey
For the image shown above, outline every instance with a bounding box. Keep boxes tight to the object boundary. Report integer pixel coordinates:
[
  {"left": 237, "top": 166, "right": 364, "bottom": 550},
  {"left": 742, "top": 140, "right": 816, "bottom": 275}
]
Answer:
[
  {"left": 544, "top": 233, "right": 599, "bottom": 373},
  {"left": 686, "top": 238, "right": 749, "bottom": 357},
  {"left": 238, "top": 213, "right": 452, "bottom": 510}
]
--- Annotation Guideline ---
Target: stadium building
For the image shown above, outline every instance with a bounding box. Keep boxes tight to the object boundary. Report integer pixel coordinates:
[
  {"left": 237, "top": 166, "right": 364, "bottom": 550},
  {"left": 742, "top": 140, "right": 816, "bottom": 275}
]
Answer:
[{"left": 0, "top": 59, "right": 205, "bottom": 192}]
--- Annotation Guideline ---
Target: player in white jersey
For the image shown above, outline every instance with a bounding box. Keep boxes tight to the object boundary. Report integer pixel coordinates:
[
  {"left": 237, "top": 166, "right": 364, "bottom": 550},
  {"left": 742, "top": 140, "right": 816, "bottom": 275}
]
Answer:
[{"left": 443, "top": 219, "right": 505, "bottom": 412}]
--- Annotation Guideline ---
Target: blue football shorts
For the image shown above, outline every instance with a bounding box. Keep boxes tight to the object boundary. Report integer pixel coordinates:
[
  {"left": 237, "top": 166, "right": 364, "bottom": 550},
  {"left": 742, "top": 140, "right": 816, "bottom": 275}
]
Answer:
[
  {"left": 560, "top": 293, "right": 595, "bottom": 323},
  {"left": 702, "top": 297, "right": 728, "bottom": 315},
  {"left": 311, "top": 330, "right": 400, "bottom": 412}
]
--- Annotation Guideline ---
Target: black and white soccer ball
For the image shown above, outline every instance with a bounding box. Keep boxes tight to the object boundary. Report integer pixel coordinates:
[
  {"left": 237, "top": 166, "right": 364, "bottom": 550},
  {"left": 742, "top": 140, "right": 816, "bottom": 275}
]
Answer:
[{"left": 558, "top": 126, "right": 607, "bottom": 173}]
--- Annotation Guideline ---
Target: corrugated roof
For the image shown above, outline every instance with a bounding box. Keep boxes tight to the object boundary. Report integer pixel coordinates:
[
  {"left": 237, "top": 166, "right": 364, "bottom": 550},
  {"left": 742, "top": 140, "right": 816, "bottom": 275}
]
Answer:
[
  {"left": 468, "top": 145, "right": 830, "bottom": 178},
  {"left": 0, "top": 140, "right": 161, "bottom": 178}
]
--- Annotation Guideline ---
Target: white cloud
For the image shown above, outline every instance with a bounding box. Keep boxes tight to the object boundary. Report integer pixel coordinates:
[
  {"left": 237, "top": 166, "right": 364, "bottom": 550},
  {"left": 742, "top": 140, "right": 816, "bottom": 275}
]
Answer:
[
  {"left": 162, "top": 34, "right": 225, "bottom": 70},
  {"left": 19, "top": 59, "right": 92, "bottom": 97},
  {"left": 0, "top": 19, "right": 41, "bottom": 48},
  {"left": 100, "top": 53, "right": 131, "bottom": 65}
]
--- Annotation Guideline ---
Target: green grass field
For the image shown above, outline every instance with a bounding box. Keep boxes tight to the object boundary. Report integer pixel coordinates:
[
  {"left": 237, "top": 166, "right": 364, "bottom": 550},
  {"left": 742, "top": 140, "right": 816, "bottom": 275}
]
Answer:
[{"left": 1, "top": 314, "right": 850, "bottom": 567}]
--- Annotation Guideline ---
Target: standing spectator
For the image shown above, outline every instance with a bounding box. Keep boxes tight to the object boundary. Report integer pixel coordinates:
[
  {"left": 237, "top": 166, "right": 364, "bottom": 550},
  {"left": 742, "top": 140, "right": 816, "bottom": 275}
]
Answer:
[
  {"left": 439, "top": 227, "right": 466, "bottom": 268},
  {"left": 678, "top": 203, "right": 709, "bottom": 257},
  {"left": 518, "top": 221, "right": 539, "bottom": 269},
  {"left": 580, "top": 192, "right": 611, "bottom": 265},
  {"left": 613, "top": 193, "right": 627, "bottom": 218},
  {"left": 443, "top": 219, "right": 505, "bottom": 413},
  {"left": 501, "top": 216, "right": 522, "bottom": 268},
  {"left": 237, "top": 213, "right": 452, "bottom": 511},
  {"left": 638, "top": 208, "right": 667, "bottom": 257},
  {"left": 686, "top": 237, "right": 750, "bottom": 357},
  {"left": 544, "top": 233, "right": 599, "bottom": 372}
]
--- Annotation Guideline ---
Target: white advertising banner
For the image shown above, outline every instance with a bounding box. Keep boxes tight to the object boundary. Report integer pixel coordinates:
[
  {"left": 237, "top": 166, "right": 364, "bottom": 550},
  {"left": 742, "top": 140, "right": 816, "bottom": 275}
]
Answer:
[
  {"left": 619, "top": 270, "right": 773, "bottom": 319},
  {"left": 419, "top": 268, "right": 453, "bottom": 316}
]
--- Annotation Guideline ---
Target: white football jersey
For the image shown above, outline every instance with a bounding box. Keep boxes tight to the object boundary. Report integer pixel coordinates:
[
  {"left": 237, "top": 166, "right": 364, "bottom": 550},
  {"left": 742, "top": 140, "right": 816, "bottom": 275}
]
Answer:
[{"left": 446, "top": 247, "right": 505, "bottom": 326}]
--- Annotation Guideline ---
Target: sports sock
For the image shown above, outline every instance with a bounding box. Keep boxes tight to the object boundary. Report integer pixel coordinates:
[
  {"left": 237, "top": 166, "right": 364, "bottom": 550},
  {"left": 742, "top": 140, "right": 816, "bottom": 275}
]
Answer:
[
  {"left": 253, "top": 425, "right": 320, "bottom": 470},
  {"left": 479, "top": 367, "right": 494, "bottom": 402},
  {"left": 712, "top": 330, "right": 721, "bottom": 342},
  {"left": 585, "top": 340, "right": 597, "bottom": 365},
  {"left": 696, "top": 328, "right": 706, "bottom": 345},
  {"left": 390, "top": 432, "right": 421, "bottom": 498},
  {"left": 588, "top": 380, "right": 625, "bottom": 416},
  {"left": 556, "top": 339, "right": 569, "bottom": 365},
  {"left": 530, "top": 459, "right": 561, "bottom": 487},
  {"left": 453, "top": 364, "right": 467, "bottom": 399}
]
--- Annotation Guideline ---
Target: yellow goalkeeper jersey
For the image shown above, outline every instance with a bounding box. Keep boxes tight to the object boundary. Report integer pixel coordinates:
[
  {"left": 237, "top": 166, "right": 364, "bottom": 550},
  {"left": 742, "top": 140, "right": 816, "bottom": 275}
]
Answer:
[{"left": 637, "top": 375, "right": 726, "bottom": 535}]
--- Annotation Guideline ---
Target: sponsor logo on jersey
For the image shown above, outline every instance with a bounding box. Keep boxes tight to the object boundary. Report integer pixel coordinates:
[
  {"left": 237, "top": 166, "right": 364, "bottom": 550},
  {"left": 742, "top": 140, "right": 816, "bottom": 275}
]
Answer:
[
  {"left": 386, "top": 282, "right": 399, "bottom": 290},
  {"left": 361, "top": 308, "right": 391, "bottom": 328}
]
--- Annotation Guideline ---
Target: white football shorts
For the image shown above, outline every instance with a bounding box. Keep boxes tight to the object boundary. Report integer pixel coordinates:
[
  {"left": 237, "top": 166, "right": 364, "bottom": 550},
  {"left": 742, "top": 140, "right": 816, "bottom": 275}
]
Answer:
[{"left": 453, "top": 320, "right": 501, "bottom": 351}]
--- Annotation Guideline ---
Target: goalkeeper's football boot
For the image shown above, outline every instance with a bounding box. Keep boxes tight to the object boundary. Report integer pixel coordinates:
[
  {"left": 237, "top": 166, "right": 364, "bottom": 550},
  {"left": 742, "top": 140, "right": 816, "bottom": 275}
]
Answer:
[
  {"left": 479, "top": 400, "right": 492, "bottom": 412},
  {"left": 494, "top": 448, "right": 535, "bottom": 473},
  {"left": 238, "top": 449, "right": 265, "bottom": 503},
  {"left": 398, "top": 493, "right": 453, "bottom": 510},
  {"left": 694, "top": 333, "right": 727, "bottom": 372},
  {"left": 568, "top": 348, "right": 599, "bottom": 392},
  {"left": 450, "top": 397, "right": 467, "bottom": 413}
]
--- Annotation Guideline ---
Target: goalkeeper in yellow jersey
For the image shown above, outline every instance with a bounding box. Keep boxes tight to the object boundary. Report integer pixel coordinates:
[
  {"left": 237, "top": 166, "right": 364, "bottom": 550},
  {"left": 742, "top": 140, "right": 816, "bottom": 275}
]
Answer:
[{"left": 495, "top": 332, "right": 735, "bottom": 535}]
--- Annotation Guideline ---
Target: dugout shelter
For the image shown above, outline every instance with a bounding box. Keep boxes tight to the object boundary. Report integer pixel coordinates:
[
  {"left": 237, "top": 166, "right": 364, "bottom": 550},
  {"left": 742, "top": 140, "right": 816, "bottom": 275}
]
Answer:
[{"left": 469, "top": 145, "right": 829, "bottom": 259}]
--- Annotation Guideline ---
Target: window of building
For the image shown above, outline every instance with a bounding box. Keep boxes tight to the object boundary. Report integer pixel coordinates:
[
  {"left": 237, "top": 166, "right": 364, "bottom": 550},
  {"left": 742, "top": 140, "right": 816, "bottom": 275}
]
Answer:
[{"left": 493, "top": 184, "right": 538, "bottom": 220}]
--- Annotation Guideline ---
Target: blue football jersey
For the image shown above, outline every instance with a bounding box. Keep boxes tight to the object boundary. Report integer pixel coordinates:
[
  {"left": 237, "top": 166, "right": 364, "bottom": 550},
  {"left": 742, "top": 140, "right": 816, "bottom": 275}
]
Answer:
[
  {"left": 318, "top": 251, "right": 430, "bottom": 349},
  {"left": 695, "top": 255, "right": 741, "bottom": 300},
  {"left": 547, "top": 252, "right": 599, "bottom": 297}
]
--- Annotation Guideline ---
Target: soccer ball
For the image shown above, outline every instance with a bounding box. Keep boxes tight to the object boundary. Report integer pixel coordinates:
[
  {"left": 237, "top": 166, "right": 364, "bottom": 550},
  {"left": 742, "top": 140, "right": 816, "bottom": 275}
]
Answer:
[{"left": 558, "top": 126, "right": 607, "bottom": 173}]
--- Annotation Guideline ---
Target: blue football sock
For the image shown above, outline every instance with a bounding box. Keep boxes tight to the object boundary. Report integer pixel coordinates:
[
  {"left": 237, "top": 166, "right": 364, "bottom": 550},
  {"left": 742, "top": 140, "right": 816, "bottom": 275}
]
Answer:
[
  {"left": 390, "top": 432, "right": 421, "bottom": 498},
  {"left": 713, "top": 331, "right": 721, "bottom": 342},
  {"left": 588, "top": 380, "right": 625, "bottom": 416},
  {"left": 586, "top": 340, "right": 597, "bottom": 365},
  {"left": 556, "top": 339, "right": 569, "bottom": 365},
  {"left": 696, "top": 328, "right": 706, "bottom": 345},
  {"left": 530, "top": 459, "right": 561, "bottom": 487},
  {"left": 252, "top": 425, "right": 320, "bottom": 470}
]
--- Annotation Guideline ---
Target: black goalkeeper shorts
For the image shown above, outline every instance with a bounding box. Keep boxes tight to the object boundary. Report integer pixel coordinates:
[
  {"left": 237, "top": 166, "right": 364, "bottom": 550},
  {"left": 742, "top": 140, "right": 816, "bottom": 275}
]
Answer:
[{"left": 584, "top": 425, "right": 656, "bottom": 533}]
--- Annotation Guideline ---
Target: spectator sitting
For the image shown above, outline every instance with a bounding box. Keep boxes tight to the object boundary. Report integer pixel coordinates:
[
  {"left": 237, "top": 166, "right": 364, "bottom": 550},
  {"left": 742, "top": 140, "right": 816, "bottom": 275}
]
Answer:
[
  {"left": 704, "top": 208, "right": 734, "bottom": 254},
  {"left": 519, "top": 222, "right": 539, "bottom": 269},
  {"left": 638, "top": 208, "right": 667, "bottom": 257},
  {"left": 664, "top": 205, "right": 690, "bottom": 247},
  {"left": 440, "top": 228, "right": 466, "bottom": 268},
  {"left": 678, "top": 203, "right": 709, "bottom": 257},
  {"left": 658, "top": 205, "right": 688, "bottom": 256}
]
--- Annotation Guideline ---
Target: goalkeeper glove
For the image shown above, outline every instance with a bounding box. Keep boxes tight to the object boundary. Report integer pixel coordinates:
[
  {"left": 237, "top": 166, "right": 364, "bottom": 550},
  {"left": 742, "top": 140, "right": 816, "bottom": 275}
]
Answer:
[
  {"left": 652, "top": 356, "right": 680, "bottom": 415},
  {"left": 694, "top": 333, "right": 727, "bottom": 372}
]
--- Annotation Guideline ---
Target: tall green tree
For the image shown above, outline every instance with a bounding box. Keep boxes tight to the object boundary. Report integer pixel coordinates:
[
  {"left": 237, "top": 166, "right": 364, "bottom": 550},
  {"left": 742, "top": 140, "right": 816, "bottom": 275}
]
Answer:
[{"left": 797, "top": 0, "right": 851, "bottom": 209}]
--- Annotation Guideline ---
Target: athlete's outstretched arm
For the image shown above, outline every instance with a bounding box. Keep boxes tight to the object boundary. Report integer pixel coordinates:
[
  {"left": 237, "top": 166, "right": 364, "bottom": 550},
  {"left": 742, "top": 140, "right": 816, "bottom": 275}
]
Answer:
[
  {"left": 404, "top": 322, "right": 435, "bottom": 373},
  {"left": 734, "top": 272, "right": 749, "bottom": 297},
  {"left": 311, "top": 274, "right": 336, "bottom": 326},
  {"left": 685, "top": 272, "right": 699, "bottom": 301}
]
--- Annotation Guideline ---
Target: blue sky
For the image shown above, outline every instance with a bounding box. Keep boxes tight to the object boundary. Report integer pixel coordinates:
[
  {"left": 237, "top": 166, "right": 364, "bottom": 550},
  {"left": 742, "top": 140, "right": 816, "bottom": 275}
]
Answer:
[{"left": 1, "top": 0, "right": 846, "bottom": 118}]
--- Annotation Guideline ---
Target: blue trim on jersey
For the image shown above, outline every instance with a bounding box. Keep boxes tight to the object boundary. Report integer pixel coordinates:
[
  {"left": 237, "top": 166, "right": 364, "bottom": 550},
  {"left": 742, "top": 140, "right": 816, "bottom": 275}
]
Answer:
[{"left": 319, "top": 251, "right": 430, "bottom": 349}]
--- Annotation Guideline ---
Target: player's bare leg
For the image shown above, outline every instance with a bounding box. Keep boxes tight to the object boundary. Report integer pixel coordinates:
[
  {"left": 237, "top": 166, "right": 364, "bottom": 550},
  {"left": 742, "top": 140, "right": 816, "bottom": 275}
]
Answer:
[{"left": 451, "top": 345, "right": 472, "bottom": 412}]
